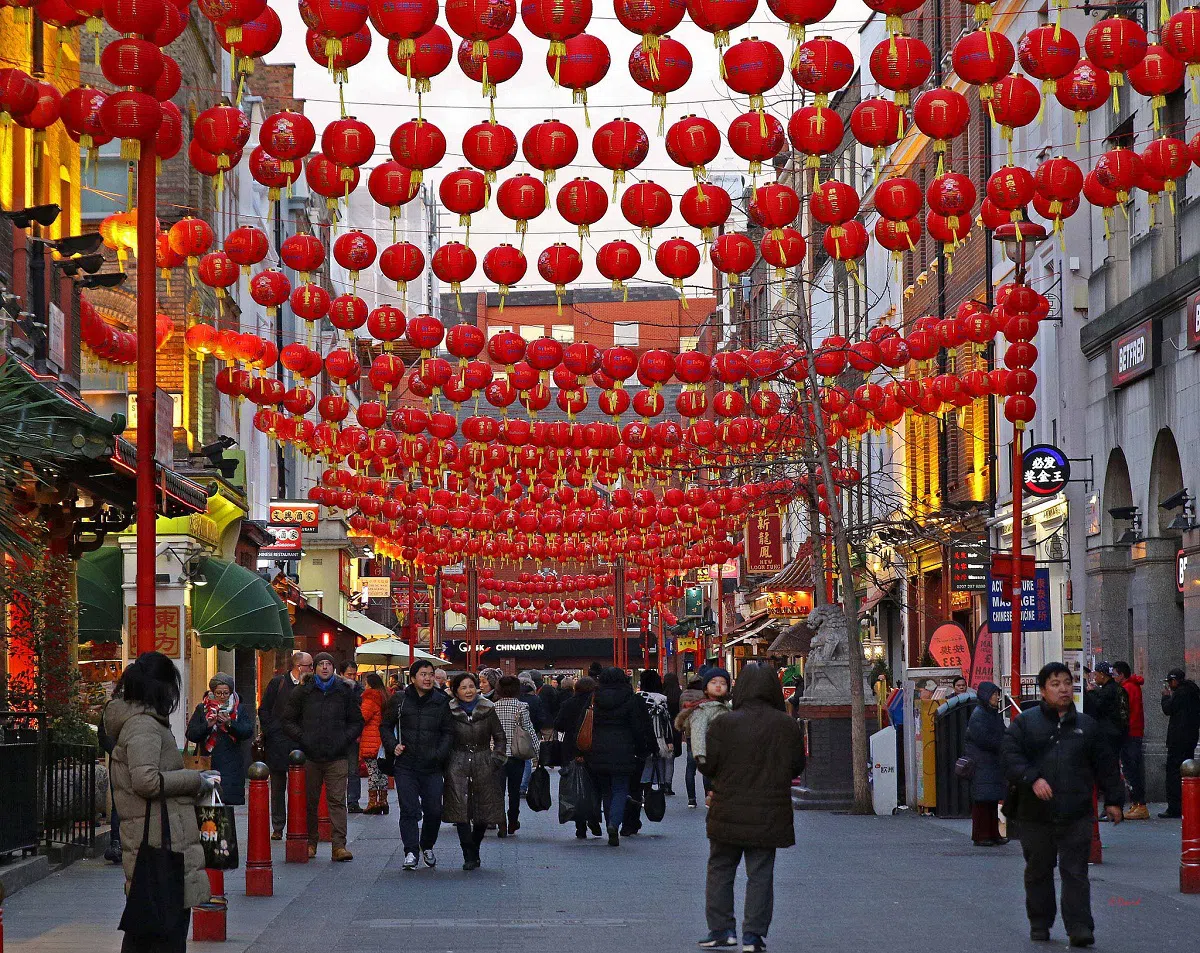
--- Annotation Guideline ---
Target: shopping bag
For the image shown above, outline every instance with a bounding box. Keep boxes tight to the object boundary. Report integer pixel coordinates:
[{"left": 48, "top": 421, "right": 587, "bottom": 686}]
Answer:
[
  {"left": 526, "top": 765, "right": 552, "bottom": 812},
  {"left": 558, "top": 759, "right": 599, "bottom": 824},
  {"left": 195, "top": 788, "right": 239, "bottom": 870},
  {"left": 643, "top": 761, "right": 666, "bottom": 823},
  {"left": 182, "top": 741, "right": 211, "bottom": 772},
  {"left": 119, "top": 782, "right": 187, "bottom": 941},
  {"left": 539, "top": 735, "right": 564, "bottom": 767}
]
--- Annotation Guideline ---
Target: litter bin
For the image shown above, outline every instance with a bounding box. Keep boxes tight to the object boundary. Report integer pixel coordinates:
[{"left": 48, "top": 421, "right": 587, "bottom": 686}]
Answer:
[{"left": 934, "top": 698, "right": 977, "bottom": 819}]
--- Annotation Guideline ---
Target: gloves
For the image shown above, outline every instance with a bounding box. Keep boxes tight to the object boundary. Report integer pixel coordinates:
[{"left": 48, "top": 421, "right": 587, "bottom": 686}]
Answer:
[{"left": 198, "top": 770, "right": 222, "bottom": 795}]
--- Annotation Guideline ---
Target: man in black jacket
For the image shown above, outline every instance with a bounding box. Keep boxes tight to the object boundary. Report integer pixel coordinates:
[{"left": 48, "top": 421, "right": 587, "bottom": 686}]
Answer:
[
  {"left": 1002, "top": 662, "right": 1124, "bottom": 948},
  {"left": 259, "top": 651, "right": 313, "bottom": 838},
  {"left": 1083, "top": 661, "right": 1128, "bottom": 754},
  {"left": 282, "top": 652, "right": 363, "bottom": 862},
  {"left": 1160, "top": 668, "right": 1200, "bottom": 818},
  {"left": 380, "top": 658, "right": 453, "bottom": 870}
]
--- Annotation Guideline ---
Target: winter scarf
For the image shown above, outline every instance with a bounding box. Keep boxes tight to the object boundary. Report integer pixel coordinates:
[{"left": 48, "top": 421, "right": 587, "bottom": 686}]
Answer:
[{"left": 200, "top": 691, "right": 241, "bottom": 754}]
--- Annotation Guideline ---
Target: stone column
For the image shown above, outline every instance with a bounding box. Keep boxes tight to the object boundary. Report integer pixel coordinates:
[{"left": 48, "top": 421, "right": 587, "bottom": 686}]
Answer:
[
  {"left": 120, "top": 535, "right": 205, "bottom": 742},
  {"left": 1084, "top": 545, "right": 1133, "bottom": 661},
  {"left": 1130, "top": 537, "right": 1185, "bottom": 802},
  {"left": 1182, "top": 528, "right": 1200, "bottom": 682}
]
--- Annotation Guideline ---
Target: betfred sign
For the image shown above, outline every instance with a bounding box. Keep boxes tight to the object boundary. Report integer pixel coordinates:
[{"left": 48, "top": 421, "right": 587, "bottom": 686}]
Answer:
[
  {"left": 1189, "top": 293, "right": 1200, "bottom": 350},
  {"left": 269, "top": 500, "right": 320, "bottom": 532},
  {"left": 1111, "top": 319, "right": 1155, "bottom": 388}
]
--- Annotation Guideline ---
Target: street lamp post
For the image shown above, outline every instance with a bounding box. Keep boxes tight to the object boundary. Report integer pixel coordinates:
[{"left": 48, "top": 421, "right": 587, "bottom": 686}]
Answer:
[
  {"left": 994, "top": 221, "right": 1046, "bottom": 709},
  {"left": 135, "top": 146, "right": 158, "bottom": 656}
]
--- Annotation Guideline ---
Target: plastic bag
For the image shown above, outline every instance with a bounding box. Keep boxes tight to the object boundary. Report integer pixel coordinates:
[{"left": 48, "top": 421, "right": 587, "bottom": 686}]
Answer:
[
  {"left": 558, "top": 760, "right": 599, "bottom": 824},
  {"left": 195, "top": 788, "right": 239, "bottom": 870},
  {"left": 526, "top": 765, "right": 552, "bottom": 812}
]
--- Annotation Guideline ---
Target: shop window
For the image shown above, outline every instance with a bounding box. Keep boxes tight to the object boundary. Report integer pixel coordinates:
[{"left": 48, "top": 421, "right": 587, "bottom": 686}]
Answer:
[
  {"left": 81, "top": 142, "right": 127, "bottom": 222},
  {"left": 518, "top": 324, "right": 542, "bottom": 343}
]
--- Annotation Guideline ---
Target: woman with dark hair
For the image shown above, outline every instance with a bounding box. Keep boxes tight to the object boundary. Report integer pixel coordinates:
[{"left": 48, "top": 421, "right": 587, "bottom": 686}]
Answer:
[
  {"left": 626, "top": 669, "right": 673, "bottom": 835},
  {"left": 184, "top": 672, "right": 255, "bottom": 804},
  {"left": 556, "top": 675, "right": 602, "bottom": 839},
  {"left": 443, "top": 672, "right": 507, "bottom": 870},
  {"left": 585, "top": 667, "right": 653, "bottom": 846},
  {"left": 360, "top": 673, "right": 390, "bottom": 815},
  {"left": 663, "top": 672, "right": 683, "bottom": 796},
  {"left": 104, "top": 652, "right": 218, "bottom": 953},
  {"left": 493, "top": 675, "right": 540, "bottom": 836}
]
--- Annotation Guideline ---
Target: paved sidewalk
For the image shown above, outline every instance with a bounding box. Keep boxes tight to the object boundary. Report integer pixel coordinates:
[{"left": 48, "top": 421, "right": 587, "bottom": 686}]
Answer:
[{"left": 4, "top": 785, "right": 1198, "bottom": 953}]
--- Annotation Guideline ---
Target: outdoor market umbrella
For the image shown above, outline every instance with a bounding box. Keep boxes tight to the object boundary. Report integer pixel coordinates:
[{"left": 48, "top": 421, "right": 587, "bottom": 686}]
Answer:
[{"left": 355, "top": 637, "right": 449, "bottom": 667}]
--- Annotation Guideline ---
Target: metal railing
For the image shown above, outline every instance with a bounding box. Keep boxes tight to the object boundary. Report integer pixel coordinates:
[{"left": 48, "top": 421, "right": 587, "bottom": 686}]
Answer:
[{"left": 0, "top": 711, "right": 98, "bottom": 859}]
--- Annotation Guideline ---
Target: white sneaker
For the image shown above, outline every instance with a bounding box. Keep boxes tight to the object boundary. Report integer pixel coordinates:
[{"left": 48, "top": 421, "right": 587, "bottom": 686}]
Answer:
[
  {"left": 422, "top": 848, "right": 437, "bottom": 868},
  {"left": 402, "top": 851, "right": 418, "bottom": 870}
]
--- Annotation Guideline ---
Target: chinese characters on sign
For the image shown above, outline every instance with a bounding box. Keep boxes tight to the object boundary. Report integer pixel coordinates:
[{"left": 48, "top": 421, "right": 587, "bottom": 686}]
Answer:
[
  {"left": 765, "top": 589, "right": 814, "bottom": 618},
  {"left": 268, "top": 500, "right": 320, "bottom": 531},
  {"left": 949, "top": 536, "right": 990, "bottom": 592},
  {"left": 987, "top": 569, "right": 1052, "bottom": 632},
  {"left": 744, "top": 511, "right": 783, "bottom": 574},
  {"left": 128, "top": 606, "right": 182, "bottom": 658},
  {"left": 1022, "top": 444, "right": 1070, "bottom": 497},
  {"left": 928, "top": 622, "right": 971, "bottom": 670}
]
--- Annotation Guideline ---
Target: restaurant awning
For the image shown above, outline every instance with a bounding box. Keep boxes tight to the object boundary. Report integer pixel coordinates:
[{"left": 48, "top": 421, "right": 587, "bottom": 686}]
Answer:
[
  {"left": 756, "top": 547, "right": 815, "bottom": 594},
  {"left": 722, "top": 611, "right": 782, "bottom": 649},
  {"left": 345, "top": 610, "right": 394, "bottom": 640},
  {"left": 192, "top": 558, "right": 291, "bottom": 651},
  {"left": 77, "top": 546, "right": 123, "bottom": 644}
]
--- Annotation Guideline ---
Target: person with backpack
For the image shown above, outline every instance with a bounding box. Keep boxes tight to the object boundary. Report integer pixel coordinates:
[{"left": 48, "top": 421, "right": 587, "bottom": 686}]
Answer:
[
  {"left": 623, "top": 670, "right": 675, "bottom": 836},
  {"left": 688, "top": 669, "right": 734, "bottom": 784},
  {"left": 1084, "top": 662, "right": 1128, "bottom": 763}
]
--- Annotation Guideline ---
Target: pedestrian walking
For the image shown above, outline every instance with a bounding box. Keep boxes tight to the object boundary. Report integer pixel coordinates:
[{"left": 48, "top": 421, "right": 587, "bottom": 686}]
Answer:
[
  {"left": 555, "top": 675, "right": 602, "bottom": 839},
  {"left": 380, "top": 658, "right": 453, "bottom": 870},
  {"left": 443, "top": 672, "right": 507, "bottom": 871},
  {"left": 1159, "top": 667, "right": 1200, "bottom": 818},
  {"left": 1112, "top": 662, "right": 1148, "bottom": 819},
  {"left": 281, "top": 652, "right": 363, "bottom": 862},
  {"left": 337, "top": 660, "right": 365, "bottom": 813},
  {"left": 493, "top": 675, "right": 540, "bottom": 837},
  {"left": 359, "top": 673, "right": 390, "bottom": 815},
  {"left": 664, "top": 672, "right": 683, "bottom": 795},
  {"left": 964, "top": 681, "right": 1007, "bottom": 846},
  {"left": 105, "top": 652, "right": 218, "bottom": 953},
  {"left": 518, "top": 676, "right": 547, "bottom": 794},
  {"left": 433, "top": 669, "right": 449, "bottom": 695},
  {"left": 1001, "top": 662, "right": 1124, "bottom": 947},
  {"left": 479, "top": 667, "right": 502, "bottom": 701},
  {"left": 538, "top": 672, "right": 562, "bottom": 727},
  {"left": 184, "top": 673, "right": 255, "bottom": 805},
  {"left": 676, "top": 673, "right": 706, "bottom": 808},
  {"left": 258, "top": 651, "right": 313, "bottom": 839},
  {"left": 688, "top": 668, "right": 733, "bottom": 783},
  {"left": 697, "top": 663, "right": 805, "bottom": 952},
  {"left": 584, "top": 666, "right": 653, "bottom": 847},
  {"left": 625, "top": 669, "right": 674, "bottom": 836}
]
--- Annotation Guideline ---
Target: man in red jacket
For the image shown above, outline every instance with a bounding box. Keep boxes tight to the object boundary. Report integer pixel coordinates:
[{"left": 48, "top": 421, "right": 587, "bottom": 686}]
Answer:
[{"left": 1114, "top": 662, "right": 1148, "bottom": 819}]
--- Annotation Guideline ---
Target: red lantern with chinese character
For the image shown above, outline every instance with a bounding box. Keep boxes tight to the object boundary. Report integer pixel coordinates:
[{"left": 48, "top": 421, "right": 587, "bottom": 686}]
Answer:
[
  {"left": 60, "top": 86, "right": 107, "bottom": 163},
  {"left": 496, "top": 173, "right": 547, "bottom": 241},
  {"left": 306, "top": 153, "right": 358, "bottom": 211},
  {"left": 875, "top": 174, "right": 921, "bottom": 221},
  {"left": 686, "top": 0, "right": 758, "bottom": 54},
  {"left": 951, "top": 29, "right": 1013, "bottom": 104},
  {"left": 848, "top": 96, "right": 903, "bottom": 166},
  {"left": 225, "top": 225, "right": 268, "bottom": 274},
  {"left": 368, "top": 161, "right": 419, "bottom": 225},
  {"left": 440, "top": 168, "right": 488, "bottom": 242},
  {"left": 868, "top": 34, "right": 932, "bottom": 107},
  {"left": 0, "top": 68, "right": 37, "bottom": 126},
  {"left": 926, "top": 171, "right": 977, "bottom": 230},
  {"left": 100, "top": 37, "right": 163, "bottom": 90},
  {"left": 379, "top": 241, "right": 424, "bottom": 297},
  {"left": 722, "top": 36, "right": 784, "bottom": 115},
  {"left": 711, "top": 232, "right": 756, "bottom": 287},
  {"left": 521, "top": 118, "right": 578, "bottom": 186},
  {"left": 367, "top": 305, "right": 407, "bottom": 345},
  {"left": 787, "top": 104, "right": 843, "bottom": 170},
  {"left": 432, "top": 241, "right": 478, "bottom": 301},
  {"left": 368, "top": 0, "right": 438, "bottom": 58},
  {"left": 1129, "top": 44, "right": 1185, "bottom": 132},
  {"left": 168, "top": 216, "right": 214, "bottom": 279},
  {"left": 1055, "top": 59, "right": 1111, "bottom": 147},
  {"left": 665, "top": 115, "right": 720, "bottom": 182},
  {"left": 463, "top": 119, "right": 518, "bottom": 187},
  {"left": 387, "top": 25, "right": 453, "bottom": 94},
  {"left": 791, "top": 34, "right": 852, "bottom": 106},
  {"left": 280, "top": 232, "right": 325, "bottom": 280},
  {"left": 457, "top": 32, "right": 523, "bottom": 107},
  {"left": 656, "top": 237, "right": 701, "bottom": 300},
  {"left": 749, "top": 182, "right": 799, "bottom": 239},
  {"left": 291, "top": 282, "right": 331, "bottom": 323},
  {"left": 679, "top": 183, "right": 731, "bottom": 242},
  {"left": 1141, "top": 136, "right": 1190, "bottom": 203},
  {"left": 986, "top": 166, "right": 1036, "bottom": 225},
  {"left": 305, "top": 25, "right": 372, "bottom": 82},
  {"left": 1084, "top": 15, "right": 1147, "bottom": 88},
  {"left": 537, "top": 243, "right": 583, "bottom": 313},
  {"left": 524, "top": 0, "right": 592, "bottom": 81},
  {"left": 482, "top": 244, "right": 527, "bottom": 305},
  {"left": 809, "top": 179, "right": 860, "bottom": 226},
  {"left": 620, "top": 181, "right": 671, "bottom": 241},
  {"left": 556, "top": 177, "right": 608, "bottom": 243},
  {"left": 1018, "top": 23, "right": 1080, "bottom": 98},
  {"left": 329, "top": 294, "right": 368, "bottom": 334},
  {"left": 727, "top": 109, "right": 785, "bottom": 177},
  {"left": 592, "top": 117, "right": 649, "bottom": 194},
  {"left": 990, "top": 74, "right": 1041, "bottom": 162},
  {"left": 219, "top": 6, "right": 281, "bottom": 77},
  {"left": 760, "top": 227, "right": 805, "bottom": 278},
  {"left": 628, "top": 35, "right": 690, "bottom": 126},
  {"left": 260, "top": 109, "right": 315, "bottom": 175},
  {"left": 322, "top": 115, "right": 375, "bottom": 177},
  {"left": 553, "top": 32, "right": 610, "bottom": 121},
  {"left": 596, "top": 239, "right": 641, "bottom": 298},
  {"left": 333, "top": 230, "right": 378, "bottom": 288},
  {"left": 614, "top": 0, "right": 686, "bottom": 52},
  {"left": 249, "top": 269, "right": 290, "bottom": 316},
  {"left": 98, "top": 89, "right": 161, "bottom": 160},
  {"left": 390, "top": 117, "right": 446, "bottom": 188}
]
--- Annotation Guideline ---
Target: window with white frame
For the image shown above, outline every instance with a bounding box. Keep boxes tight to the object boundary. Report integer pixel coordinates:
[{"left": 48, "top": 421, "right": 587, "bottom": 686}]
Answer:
[
  {"left": 551, "top": 324, "right": 574, "bottom": 343},
  {"left": 613, "top": 322, "right": 639, "bottom": 347}
]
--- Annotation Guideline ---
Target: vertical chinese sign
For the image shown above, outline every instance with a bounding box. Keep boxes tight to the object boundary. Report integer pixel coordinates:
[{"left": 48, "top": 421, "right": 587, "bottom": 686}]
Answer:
[{"left": 744, "top": 511, "right": 784, "bottom": 575}]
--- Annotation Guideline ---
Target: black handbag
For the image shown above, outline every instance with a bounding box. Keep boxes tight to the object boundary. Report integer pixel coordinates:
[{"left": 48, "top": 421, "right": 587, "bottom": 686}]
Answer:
[
  {"left": 643, "top": 761, "right": 666, "bottom": 823},
  {"left": 119, "top": 778, "right": 188, "bottom": 940},
  {"left": 539, "top": 734, "right": 565, "bottom": 767},
  {"left": 526, "top": 765, "right": 552, "bottom": 812}
]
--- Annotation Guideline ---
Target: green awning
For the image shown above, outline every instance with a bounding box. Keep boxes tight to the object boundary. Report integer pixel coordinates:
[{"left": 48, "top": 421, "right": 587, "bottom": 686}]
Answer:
[
  {"left": 192, "top": 558, "right": 291, "bottom": 651},
  {"left": 77, "top": 546, "right": 123, "bottom": 644}
]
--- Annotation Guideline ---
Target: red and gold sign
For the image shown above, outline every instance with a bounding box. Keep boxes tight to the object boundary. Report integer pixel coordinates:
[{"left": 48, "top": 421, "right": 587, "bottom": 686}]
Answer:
[
  {"left": 744, "top": 511, "right": 783, "bottom": 574},
  {"left": 765, "top": 589, "right": 813, "bottom": 619},
  {"left": 128, "top": 606, "right": 182, "bottom": 658}
]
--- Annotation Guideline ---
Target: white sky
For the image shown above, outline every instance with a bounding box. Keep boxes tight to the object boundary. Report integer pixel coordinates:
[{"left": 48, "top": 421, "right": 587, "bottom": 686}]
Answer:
[{"left": 268, "top": 1, "right": 869, "bottom": 289}]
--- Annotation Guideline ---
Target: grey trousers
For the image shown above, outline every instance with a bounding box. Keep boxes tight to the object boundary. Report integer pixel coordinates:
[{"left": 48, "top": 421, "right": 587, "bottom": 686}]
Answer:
[
  {"left": 706, "top": 839, "right": 777, "bottom": 937},
  {"left": 1019, "top": 816, "right": 1094, "bottom": 936}
]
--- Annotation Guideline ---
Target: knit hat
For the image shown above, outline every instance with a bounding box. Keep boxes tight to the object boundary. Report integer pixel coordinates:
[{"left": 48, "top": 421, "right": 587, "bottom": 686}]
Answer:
[
  {"left": 702, "top": 667, "right": 731, "bottom": 692},
  {"left": 313, "top": 652, "right": 335, "bottom": 667},
  {"left": 480, "top": 667, "right": 503, "bottom": 689},
  {"left": 208, "top": 672, "right": 236, "bottom": 693}
]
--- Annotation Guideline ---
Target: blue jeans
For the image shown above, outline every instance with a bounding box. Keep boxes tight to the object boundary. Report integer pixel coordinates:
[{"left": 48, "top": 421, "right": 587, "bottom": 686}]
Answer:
[
  {"left": 596, "top": 773, "right": 630, "bottom": 830},
  {"left": 685, "top": 745, "right": 710, "bottom": 801},
  {"left": 1120, "top": 736, "right": 1145, "bottom": 803},
  {"left": 520, "top": 758, "right": 532, "bottom": 793},
  {"left": 395, "top": 767, "right": 444, "bottom": 854}
]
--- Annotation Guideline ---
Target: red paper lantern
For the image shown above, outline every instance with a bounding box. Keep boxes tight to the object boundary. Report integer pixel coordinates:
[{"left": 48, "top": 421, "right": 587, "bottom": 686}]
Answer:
[
  {"left": 556, "top": 177, "right": 608, "bottom": 242},
  {"left": 306, "top": 153, "right": 358, "bottom": 211},
  {"left": 990, "top": 74, "right": 1041, "bottom": 161},
  {"left": 379, "top": 241, "right": 425, "bottom": 295},
  {"left": 847, "top": 96, "right": 903, "bottom": 166},
  {"left": 1141, "top": 136, "right": 1190, "bottom": 200},
  {"left": 620, "top": 181, "right": 672, "bottom": 240},
  {"left": 194, "top": 103, "right": 251, "bottom": 173},
  {"left": 809, "top": 179, "right": 860, "bottom": 225},
  {"left": 367, "top": 305, "right": 407, "bottom": 345},
  {"left": 874, "top": 174, "right": 921, "bottom": 221},
  {"left": 524, "top": 0, "right": 592, "bottom": 80},
  {"left": 951, "top": 29, "right": 1013, "bottom": 103},
  {"left": 1095, "top": 147, "right": 1142, "bottom": 202},
  {"left": 727, "top": 109, "right": 785, "bottom": 176},
  {"left": 440, "top": 167, "right": 489, "bottom": 241},
  {"left": 333, "top": 230, "right": 378, "bottom": 286},
  {"left": 766, "top": 0, "right": 835, "bottom": 47},
  {"left": 791, "top": 34, "right": 852, "bottom": 106},
  {"left": 628, "top": 35, "right": 691, "bottom": 123},
  {"left": 431, "top": 241, "right": 478, "bottom": 298},
  {"left": 710, "top": 233, "right": 756, "bottom": 286},
  {"left": 596, "top": 239, "right": 642, "bottom": 297},
  {"left": 868, "top": 34, "right": 932, "bottom": 106},
  {"left": 322, "top": 115, "right": 376, "bottom": 175},
  {"left": 822, "top": 219, "right": 868, "bottom": 268},
  {"left": 98, "top": 89, "right": 160, "bottom": 160},
  {"left": 291, "top": 282, "right": 331, "bottom": 322},
  {"left": 614, "top": 0, "right": 686, "bottom": 50},
  {"left": 1084, "top": 15, "right": 1147, "bottom": 88},
  {"left": 787, "top": 104, "right": 843, "bottom": 169},
  {"left": 749, "top": 182, "right": 800, "bottom": 236},
  {"left": 305, "top": 25, "right": 372, "bottom": 82},
  {"left": 722, "top": 36, "right": 785, "bottom": 114},
  {"left": 521, "top": 118, "right": 578, "bottom": 186},
  {"left": 986, "top": 166, "right": 1036, "bottom": 225},
  {"left": 1055, "top": 59, "right": 1111, "bottom": 145},
  {"left": 1128, "top": 44, "right": 1185, "bottom": 131},
  {"left": 60, "top": 85, "right": 107, "bottom": 160},
  {"left": 926, "top": 171, "right": 977, "bottom": 231},
  {"left": 368, "top": 161, "right": 419, "bottom": 222},
  {"left": 592, "top": 117, "right": 649, "bottom": 193},
  {"left": 219, "top": 6, "right": 282, "bottom": 76},
  {"left": 249, "top": 269, "right": 290, "bottom": 316},
  {"left": 390, "top": 117, "right": 446, "bottom": 188},
  {"left": 553, "top": 31, "right": 610, "bottom": 119},
  {"left": 665, "top": 115, "right": 720, "bottom": 182},
  {"left": 260, "top": 110, "right": 315, "bottom": 175},
  {"left": 679, "top": 184, "right": 732, "bottom": 242},
  {"left": 368, "top": 0, "right": 438, "bottom": 57},
  {"left": 168, "top": 216, "right": 214, "bottom": 275},
  {"left": 874, "top": 217, "right": 920, "bottom": 265},
  {"left": 457, "top": 32, "right": 523, "bottom": 103},
  {"left": 482, "top": 243, "right": 527, "bottom": 303},
  {"left": 537, "top": 243, "right": 583, "bottom": 312},
  {"left": 0, "top": 68, "right": 38, "bottom": 125},
  {"left": 280, "top": 232, "right": 325, "bottom": 279},
  {"left": 1018, "top": 23, "right": 1080, "bottom": 98},
  {"left": 100, "top": 37, "right": 163, "bottom": 90},
  {"left": 495, "top": 173, "right": 547, "bottom": 239},
  {"left": 225, "top": 225, "right": 268, "bottom": 274},
  {"left": 760, "top": 227, "right": 805, "bottom": 278},
  {"left": 387, "top": 25, "right": 453, "bottom": 94},
  {"left": 329, "top": 294, "right": 368, "bottom": 334},
  {"left": 102, "top": 0, "right": 165, "bottom": 39},
  {"left": 685, "top": 0, "right": 758, "bottom": 53}
]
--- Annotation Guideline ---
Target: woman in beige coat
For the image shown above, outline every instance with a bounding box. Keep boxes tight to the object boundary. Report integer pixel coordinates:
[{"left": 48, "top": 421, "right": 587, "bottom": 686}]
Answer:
[{"left": 104, "top": 652, "right": 218, "bottom": 953}]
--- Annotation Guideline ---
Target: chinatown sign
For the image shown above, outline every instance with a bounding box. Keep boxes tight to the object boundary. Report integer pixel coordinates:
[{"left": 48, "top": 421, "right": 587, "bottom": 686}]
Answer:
[
  {"left": 444, "top": 636, "right": 641, "bottom": 660},
  {"left": 745, "top": 511, "right": 784, "bottom": 574}
]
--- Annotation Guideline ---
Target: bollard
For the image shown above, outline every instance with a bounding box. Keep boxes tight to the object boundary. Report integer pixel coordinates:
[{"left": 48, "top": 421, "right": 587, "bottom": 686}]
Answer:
[
  {"left": 1181, "top": 759, "right": 1200, "bottom": 894},
  {"left": 1089, "top": 787, "right": 1103, "bottom": 865},
  {"left": 1, "top": 883, "right": 6, "bottom": 953},
  {"left": 318, "top": 783, "right": 331, "bottom": 843},
  {"left": 245, "top": 761, "right": 273, "bottom": 896},
  {"left": 192, "top": 869, "right": 227, "bottom": 941},
  {"left": 285, "top": 750, "right": 309, "bottom": 863}
]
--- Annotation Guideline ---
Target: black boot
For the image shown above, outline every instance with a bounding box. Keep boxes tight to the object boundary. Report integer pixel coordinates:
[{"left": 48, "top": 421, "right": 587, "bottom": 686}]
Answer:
[
  {"left": 462, "top": 844, "right": 480, "bottom": 871},
  {"left": 607, "top": 825, "right": 619, "bottom": 847},
  {"left": 588, "top": 820, "right": 602, "bottom": 837},
  {"left": 508, "top": 810, "right": 520, "bottom": 835},
  {"left": 104, "top": 838, "right": 122, "bottom": 864}
]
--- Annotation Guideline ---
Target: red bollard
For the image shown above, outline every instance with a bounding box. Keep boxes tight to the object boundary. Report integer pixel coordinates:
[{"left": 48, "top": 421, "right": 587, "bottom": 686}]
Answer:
[
  {"left": 318, "top": 783, "right": 331, "bottom": 843},
  {"left": 245, "top": 761, "right": 273, "bottom": 896},
  {"left": 1090, "top": 788, "right": 1103, "bottom": 865},
  {"left": 285, "top": 750, "right": 308, "bottom": 863},
  {"left": 192, "top": 869, "right": 227, "bottom": 942},
  {"left": 1, "top": 883, "right": 6, "bottom": 953},
  {"left": 1181, "top": 759, "right": 1200, "bottom": 894}
]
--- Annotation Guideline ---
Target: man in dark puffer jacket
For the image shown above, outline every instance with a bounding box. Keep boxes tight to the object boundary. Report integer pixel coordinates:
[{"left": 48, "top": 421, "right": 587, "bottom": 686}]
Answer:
[
  {"left": 1002, "top": 662, "right": 1124, "bottom": 948},
  {"left": 282, "top": 652, "right": 363, "bottom": 862},
  {"left": 698, "top": 663, "right": 805, "bottom": 952}
]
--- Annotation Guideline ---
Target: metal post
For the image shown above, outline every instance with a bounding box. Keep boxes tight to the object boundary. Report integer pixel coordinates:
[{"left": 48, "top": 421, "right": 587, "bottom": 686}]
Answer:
[
  {"left": 135, "top": 145, "right": 158, "bottom": 655},
  {"left": 1182, "top": 760, "right": 1200, "bottom": 893},
  {"left": 1010, "top": 424, "right": 1024, "bottom": 709},
  {"left": 466, "top": 559, "right": 478, "bottom": 672},
  {"left": 406, "top": 564, "right": 416, "bottom": 662},
  {"left": 284, "top": 750, "right": 308, "bottom": 863},
  {"left": 613, "top": 558, "right": 625, "bottom": 670}
]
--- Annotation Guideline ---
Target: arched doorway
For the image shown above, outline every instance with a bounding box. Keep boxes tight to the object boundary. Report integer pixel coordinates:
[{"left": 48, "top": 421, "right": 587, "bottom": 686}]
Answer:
[
  {"left": 1148, "top": 428, "right": 1185, "bottom": 536},
  {"left": 1101, "top": 448, "right": 1134, "bottom": 545}
]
